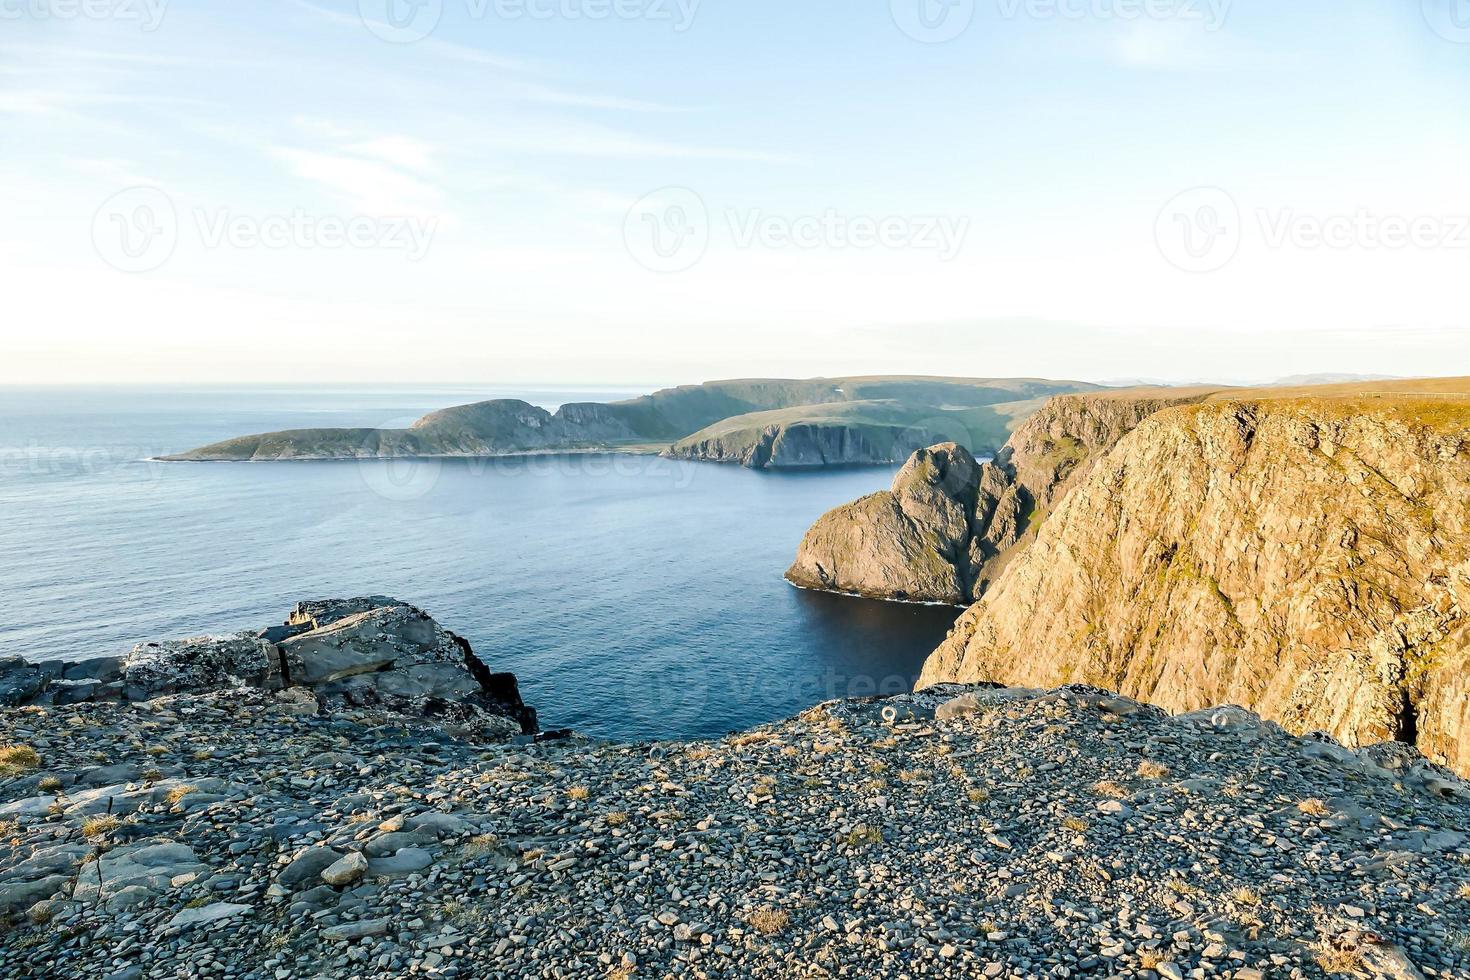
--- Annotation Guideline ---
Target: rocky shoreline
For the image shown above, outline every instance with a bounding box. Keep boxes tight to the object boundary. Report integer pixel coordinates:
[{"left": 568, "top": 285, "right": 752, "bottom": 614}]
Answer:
[
  {"left": 2, "top": 601, "right": 1468, "bottom": 979},
  {"left": 0, "top": 598, "right": 536, "bottom": 737}
]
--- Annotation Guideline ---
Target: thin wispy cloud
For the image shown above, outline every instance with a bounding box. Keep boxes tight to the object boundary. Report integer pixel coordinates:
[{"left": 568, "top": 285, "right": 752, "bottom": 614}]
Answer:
[
  {"left": 479, "top": 121, "right": 800, "bottom": 164},
  {"left": 513, "top": 83, "right": 693, "bottom": 114},
  {"left": 288, "top": 0, "right": 538, "bottom": 72},
  {"left": 269, "top": 146, "right": 445, "bottom": 214}
]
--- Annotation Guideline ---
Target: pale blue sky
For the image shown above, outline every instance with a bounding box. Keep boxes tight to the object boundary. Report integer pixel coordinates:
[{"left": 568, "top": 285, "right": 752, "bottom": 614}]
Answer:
[{"left": 3, "top": 0, "right": 1469, "bottom": 384}]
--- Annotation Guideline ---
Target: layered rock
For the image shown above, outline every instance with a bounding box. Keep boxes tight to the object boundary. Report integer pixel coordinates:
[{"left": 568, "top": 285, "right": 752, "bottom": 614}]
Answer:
[
  {"left": 0, "top": 597, "right": 535, "bottom": 735},
  {"left": 920, "top": 396, "right": 1470, "bottom": 776},
  {"left": 786, "top": 389, "right": 1218, "bottom": 603},
  {"left": 665, "top": 406, "right": 946, "bottom": 469},
  {"left": 785, "top": 444, "right": 983, "bottom": 603}
]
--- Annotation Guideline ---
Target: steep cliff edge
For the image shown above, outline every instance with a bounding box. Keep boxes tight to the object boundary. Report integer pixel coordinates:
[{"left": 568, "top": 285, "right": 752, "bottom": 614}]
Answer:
[
  {"left": 919, "top": 394, "right": 1470, "bottom": 776},
  {"left": 785, "top": 443, "right": 984, "bottom": 603},
  {"left": 785, "top": 389, "right": 1219, "bottom": 602}
]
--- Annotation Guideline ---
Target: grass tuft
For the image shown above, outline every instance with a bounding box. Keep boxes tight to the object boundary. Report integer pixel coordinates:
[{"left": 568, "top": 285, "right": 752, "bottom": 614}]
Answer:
[
  {"left": 746, "top": 907, "right": 790, "bottom": 936},
  {"left": 0, "top": 745, "right": 41, "bottom": 778}
]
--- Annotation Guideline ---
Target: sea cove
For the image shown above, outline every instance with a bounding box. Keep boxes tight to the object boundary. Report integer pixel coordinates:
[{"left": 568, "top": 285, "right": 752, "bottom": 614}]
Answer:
[{"left": 0, "top": 385, "right": 956, "bottom": 739}]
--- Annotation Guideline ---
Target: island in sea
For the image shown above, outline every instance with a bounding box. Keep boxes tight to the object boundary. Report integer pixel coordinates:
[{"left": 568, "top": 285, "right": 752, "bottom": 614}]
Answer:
[{"left": 159, "top": 376, "right": 1100, "bottom": 468}]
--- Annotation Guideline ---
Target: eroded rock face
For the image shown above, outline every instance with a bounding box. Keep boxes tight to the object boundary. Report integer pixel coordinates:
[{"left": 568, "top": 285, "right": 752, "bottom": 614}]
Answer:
[
  {"left": 0, "top": 598, "right": 536, "bottom": 735},
  {"left": 786, "top": 391, "right": 1219, "bottom": 604},
  {"left": 785, "top": 444, "right": 982, "bottom": 604},
  {"left": 920, "top": 399, "right": 1470, "bottom": 776}
]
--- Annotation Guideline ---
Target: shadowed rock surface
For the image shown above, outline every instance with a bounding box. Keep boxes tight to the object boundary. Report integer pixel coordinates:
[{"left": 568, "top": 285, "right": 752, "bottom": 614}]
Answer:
[
  {"left": 0, "top": 598, "right": 535, "bottom": 736},
  {"left": 787, "top": 389, "right": 1219, "bottom": 603}
]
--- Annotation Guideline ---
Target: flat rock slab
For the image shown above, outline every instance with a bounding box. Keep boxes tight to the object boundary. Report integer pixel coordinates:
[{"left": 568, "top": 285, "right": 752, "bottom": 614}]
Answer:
[{"left": 167, "top": 902, "right": 252, "bottom": 929}]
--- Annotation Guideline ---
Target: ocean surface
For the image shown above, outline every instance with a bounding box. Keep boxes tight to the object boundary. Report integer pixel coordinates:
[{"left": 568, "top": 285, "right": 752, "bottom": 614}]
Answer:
[{"left": 0, "top": 386, "right": 960, "bottom": 740}]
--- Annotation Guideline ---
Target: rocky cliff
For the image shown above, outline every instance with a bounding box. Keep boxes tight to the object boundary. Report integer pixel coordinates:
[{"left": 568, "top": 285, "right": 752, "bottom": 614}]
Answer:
[
  {"left": 786, "top": 389, "right": 1218, "bottom": 603},
  {"left": 0, "top": 597, "right": 536, "bottom": 735},
  {"left": 920, "top": 394, "right": 1470, "bottom": 776}
]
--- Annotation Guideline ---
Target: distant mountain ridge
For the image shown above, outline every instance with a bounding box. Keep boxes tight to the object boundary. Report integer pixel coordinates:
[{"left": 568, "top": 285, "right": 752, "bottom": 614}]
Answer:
[{"left": 161, "top": 376, "right": 1100, "bottom": 467}]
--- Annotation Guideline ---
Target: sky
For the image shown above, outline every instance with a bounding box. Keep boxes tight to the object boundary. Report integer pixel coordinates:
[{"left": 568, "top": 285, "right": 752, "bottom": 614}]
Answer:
[{"left": 2, "top": 0, "right": 1469, "bottom": 386}]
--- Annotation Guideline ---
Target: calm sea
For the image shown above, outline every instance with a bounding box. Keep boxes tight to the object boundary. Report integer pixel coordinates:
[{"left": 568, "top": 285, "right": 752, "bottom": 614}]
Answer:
[{"left": 0, "top": 386, "right": 958, "bottom": 739}]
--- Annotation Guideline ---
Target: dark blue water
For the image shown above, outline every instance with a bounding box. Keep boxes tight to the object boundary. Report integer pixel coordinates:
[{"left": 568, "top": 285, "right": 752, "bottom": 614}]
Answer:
[{"left": 0, "top": 386, "right": 958, "bottom": 739}]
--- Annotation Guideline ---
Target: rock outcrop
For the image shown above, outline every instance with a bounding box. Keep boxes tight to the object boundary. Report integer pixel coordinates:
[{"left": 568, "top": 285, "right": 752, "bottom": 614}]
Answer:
[
  {"left": 785, "top": 444, "right": 985, "bottom": 603},
  {"left": 663, "top": 413, "right": 942, "bottom": 469},
  {"left": 0, "top": 597, "right": 535, "bottom": 735},
  {"left": 786, "top": 389, "right": 1219, "bottom": 603},
  {"left": 920, "top": 394, "right": 1470, "bottom": 776}
]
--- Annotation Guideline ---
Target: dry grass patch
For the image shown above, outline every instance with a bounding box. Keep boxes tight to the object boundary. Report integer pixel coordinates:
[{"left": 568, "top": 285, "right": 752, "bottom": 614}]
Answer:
[
  {"left": 81, "top": 814, "right": 120, "bottom": 839},
  {"left": 604, "top": 811, "right": 629, "bottom": 827},
  {"left": 729, "top": 732, "right": 777, "bottom": 749},
  {"left": 1137, "top": 949, "right": 1165, "bottom": 970},
  {"left": 843, "top": 825, "right": 883, "bottom": 848},
  {"left": 1314, "top": 942, "right": 1365, "bottom": 975},
  {"left": 1298, "top": 798, "right": 1330, "bottom": 817},
  {"left": 1093, "top": 780, "right": 1128, "bottom": 798},
  {"left": 1230, "top": 886, "right": 1261, "bottom": 906},
  {"left": 746, "top": 907, "right": 790, "bottom": 936},
  {"left": 1136, "top": 760, "right": 1169, "bottom": 779},
  {"left": 0, "top": 745, "right": 41, "bottom": 777},
  {"left": 1062, "top": 816, "right": 1090, "bottom": 833},
  {"left": 460, "top": 834, "right": 500, "bottom": 860},
  {"left": 164, "top": 785, "right": 199, "bottom": 806},
  {"left": 1456, "top": 883, "right": 1470, "bottom": 900},
  {"left": 967, "top": 788, "right": 990, "bottom": 803},
  {"left": 37, "top": 776, "right": 62, "bottom": 793},
  {"left": 566, "top": 786, "right": 590, "bottom": 802}
]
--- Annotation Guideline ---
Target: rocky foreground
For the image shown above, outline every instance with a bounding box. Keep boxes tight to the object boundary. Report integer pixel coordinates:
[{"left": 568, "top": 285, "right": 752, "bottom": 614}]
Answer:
[{"left": 3, "top": 679, "right": 1468, "bottom": 979}]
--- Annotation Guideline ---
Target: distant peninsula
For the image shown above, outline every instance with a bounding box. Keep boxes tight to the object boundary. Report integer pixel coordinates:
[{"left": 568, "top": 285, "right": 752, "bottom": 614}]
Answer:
[{"left": 160, "top": 376, "right": 1100, "bottom": 468}]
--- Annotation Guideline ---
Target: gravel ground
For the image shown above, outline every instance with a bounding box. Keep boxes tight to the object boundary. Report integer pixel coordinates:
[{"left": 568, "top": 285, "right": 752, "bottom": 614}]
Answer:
[{"left": 2, "top": 684, "right": 1467, "bottom": 979}]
